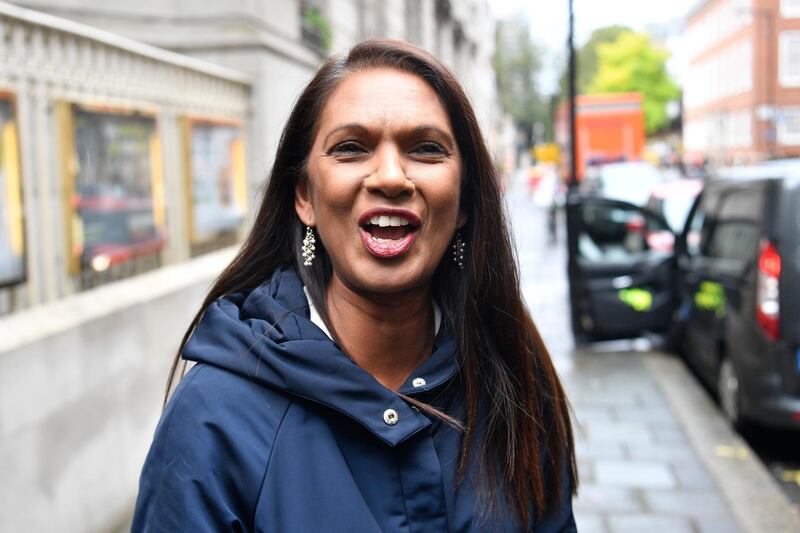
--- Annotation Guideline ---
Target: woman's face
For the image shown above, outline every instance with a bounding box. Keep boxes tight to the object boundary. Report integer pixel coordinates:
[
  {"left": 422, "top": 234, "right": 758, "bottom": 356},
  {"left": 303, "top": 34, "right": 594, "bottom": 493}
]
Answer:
[{"left": 297, "top": 67, "right": 465, "bottom": 296}]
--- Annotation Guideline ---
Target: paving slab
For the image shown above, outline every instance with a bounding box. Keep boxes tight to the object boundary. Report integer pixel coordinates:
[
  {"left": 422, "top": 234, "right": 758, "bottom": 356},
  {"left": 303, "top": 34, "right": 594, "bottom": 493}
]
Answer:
[
  {"left": 574, "top": 441, "right": 626, "bottom": 461},
  {"left": 642, "top": 488, "right": 732, "bottom": 519},
  {"left": 607, "top": 513, "right": 694, "bottom": 533},
  {"left": 573, "top": 512, "right": 607, "bottom": 533},
  {"left": 624, "top": 441, "right": 697, "bottom": 464},
  {"left": 573, "top": 485, "right": 643, "bottom": 513},
  {"left": 671, "top": 461, "right": 716, "bottom": 489},
  {"left": 581, "top": 422, "right": 655, "bottom": 447},
  {"left": 594, "top": 459, "right": 676, "bottom": 489}
]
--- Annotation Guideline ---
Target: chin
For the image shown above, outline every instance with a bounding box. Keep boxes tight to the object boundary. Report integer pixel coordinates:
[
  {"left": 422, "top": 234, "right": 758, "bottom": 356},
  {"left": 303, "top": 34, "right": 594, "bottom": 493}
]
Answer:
[{"left": 344, "top": 261, "right": 433, "bottom": 296}]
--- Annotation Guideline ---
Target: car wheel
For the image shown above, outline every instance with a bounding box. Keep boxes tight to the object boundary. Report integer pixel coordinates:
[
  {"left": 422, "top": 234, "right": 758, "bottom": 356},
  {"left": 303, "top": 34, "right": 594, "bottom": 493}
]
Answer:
[{"left": 718, "top": 357, "right": 742, "bottom": 428}]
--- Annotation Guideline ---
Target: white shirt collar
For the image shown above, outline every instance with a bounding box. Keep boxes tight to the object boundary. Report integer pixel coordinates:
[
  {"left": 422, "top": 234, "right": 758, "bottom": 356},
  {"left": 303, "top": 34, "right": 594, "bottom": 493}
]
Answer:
[{"left": 303, "top": 286, "right": 441, "bottom": 340}]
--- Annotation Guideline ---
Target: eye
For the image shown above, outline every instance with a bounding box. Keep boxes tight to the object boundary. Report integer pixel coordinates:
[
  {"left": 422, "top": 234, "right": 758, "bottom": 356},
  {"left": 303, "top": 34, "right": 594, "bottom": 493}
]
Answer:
[
  {"left": 330, "top": 141, "right": 367, "bottom": 155},
  {"left": 413, "top": 142, "right": 447, "bottom": 156}
]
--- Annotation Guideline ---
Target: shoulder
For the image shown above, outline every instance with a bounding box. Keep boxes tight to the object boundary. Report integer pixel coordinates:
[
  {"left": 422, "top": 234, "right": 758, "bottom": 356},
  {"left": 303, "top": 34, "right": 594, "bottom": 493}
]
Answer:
[
  {"left": 132, "top": 364, "right": 292, "bottom": 532},
  {"left": 164, "top": 362, "right": 291, "bottom": 437},
  {"left": 171, "top": 363, "right": 292, "bottom": 449}
]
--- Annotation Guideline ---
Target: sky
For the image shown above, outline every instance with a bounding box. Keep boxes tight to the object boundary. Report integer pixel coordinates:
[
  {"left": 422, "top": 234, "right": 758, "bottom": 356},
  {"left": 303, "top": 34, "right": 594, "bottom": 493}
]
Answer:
[{"left": 490, "top": 0, "right": 699, "bottom": 94}]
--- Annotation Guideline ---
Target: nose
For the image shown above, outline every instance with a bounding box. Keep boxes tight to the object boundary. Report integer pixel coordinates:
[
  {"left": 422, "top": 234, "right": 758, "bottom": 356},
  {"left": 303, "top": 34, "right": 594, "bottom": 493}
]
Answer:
[{"left": 364, "top": 144, "right": 414, "bottom": 198}]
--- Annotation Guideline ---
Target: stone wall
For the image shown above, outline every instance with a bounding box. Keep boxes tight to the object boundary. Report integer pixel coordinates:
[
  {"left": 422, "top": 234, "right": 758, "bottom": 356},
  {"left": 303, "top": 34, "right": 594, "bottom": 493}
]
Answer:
[{"left": 0, "top": 246, "right": 235, "bottom": 532}]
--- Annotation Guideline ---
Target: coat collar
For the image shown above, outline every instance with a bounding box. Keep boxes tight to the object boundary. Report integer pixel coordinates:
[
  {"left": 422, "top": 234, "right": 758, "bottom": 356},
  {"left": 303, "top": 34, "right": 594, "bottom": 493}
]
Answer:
[{"left": 182, "top": 266, "right": 460, "bottom": 447}]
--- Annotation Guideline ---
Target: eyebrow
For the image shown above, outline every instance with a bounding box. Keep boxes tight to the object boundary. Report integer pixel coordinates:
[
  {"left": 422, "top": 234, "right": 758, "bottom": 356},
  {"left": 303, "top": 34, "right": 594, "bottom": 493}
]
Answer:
[
  {"left": 322, "top": 123, "right": 369, "bottom": 147},
  {"left": 322, "top": 122, "right": 456, "bottom": 149}
]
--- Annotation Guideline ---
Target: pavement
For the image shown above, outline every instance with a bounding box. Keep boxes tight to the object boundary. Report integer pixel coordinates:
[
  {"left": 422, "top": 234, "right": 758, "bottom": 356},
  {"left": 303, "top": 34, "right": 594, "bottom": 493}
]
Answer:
[{"left": 508, "top": 177, "right": 800, "bottom": 533}]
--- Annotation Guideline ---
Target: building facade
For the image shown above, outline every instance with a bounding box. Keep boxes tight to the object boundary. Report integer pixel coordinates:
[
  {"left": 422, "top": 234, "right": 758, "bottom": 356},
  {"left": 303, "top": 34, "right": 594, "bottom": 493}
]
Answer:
[
  {"left": 2, "top": 0, "right": 500, "bottom": 315},
  {"left": 684, "top": 0, "right": 800, "bottom": 165},
  {"left": 12, "top": 0, "right": 499, "bottom": 195}
]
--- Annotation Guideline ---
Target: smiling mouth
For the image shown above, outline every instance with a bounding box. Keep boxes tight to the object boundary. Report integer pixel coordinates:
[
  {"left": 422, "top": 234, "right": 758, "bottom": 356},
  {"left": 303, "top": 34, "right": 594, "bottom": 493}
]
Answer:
[
  {"left": 358, "top": 213, "right": 420, "bottom": 258},
  {"left": 363, "top": 215, "right": 414, "bottom": 240}
]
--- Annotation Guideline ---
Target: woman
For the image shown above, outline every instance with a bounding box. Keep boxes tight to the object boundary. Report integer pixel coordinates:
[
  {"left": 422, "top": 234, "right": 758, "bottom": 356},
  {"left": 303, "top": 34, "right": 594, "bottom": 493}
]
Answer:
[{"left": 133, "top": 39, "right": 577, "bottom": 532}]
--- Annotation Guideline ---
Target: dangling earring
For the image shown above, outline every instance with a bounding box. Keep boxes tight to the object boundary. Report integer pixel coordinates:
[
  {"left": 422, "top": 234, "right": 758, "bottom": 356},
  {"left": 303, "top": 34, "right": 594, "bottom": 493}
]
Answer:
[
  {"left": 302, "top": 225, "right": 316, "bottom": 266},
  {"left": 452, "top": 230, "right": 465, "bottom": 270}
]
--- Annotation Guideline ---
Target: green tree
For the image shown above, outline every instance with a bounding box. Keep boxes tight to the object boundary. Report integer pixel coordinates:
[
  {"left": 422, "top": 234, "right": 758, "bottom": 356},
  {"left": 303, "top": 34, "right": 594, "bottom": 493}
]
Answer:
[
  {"left": 560, "top": 25, "right": 631, "bottom": 97},
  {"left": 493, "top": 19, "right": 546, "bottom": 146},
  {"left": 587, "top": 31, "right": 680, "bottom": 134}
]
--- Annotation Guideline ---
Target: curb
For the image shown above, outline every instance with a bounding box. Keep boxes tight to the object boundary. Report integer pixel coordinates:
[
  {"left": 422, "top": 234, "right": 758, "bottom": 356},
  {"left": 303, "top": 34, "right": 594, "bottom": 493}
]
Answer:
[{"left": 644, "top": 353, "right": 800, "bottom": 533}]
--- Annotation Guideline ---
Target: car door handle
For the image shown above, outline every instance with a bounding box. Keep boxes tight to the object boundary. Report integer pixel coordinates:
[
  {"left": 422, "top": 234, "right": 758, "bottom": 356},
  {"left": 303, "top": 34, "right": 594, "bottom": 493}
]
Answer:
[{"left": 612, "top": 275, "right": 634, "bottom": 289}]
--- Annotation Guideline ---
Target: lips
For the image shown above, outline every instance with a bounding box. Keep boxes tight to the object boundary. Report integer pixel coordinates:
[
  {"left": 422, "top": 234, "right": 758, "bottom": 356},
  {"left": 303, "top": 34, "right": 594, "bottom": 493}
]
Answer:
[{"left": 358, "top": 208, "right": 421, "bottom": 258}]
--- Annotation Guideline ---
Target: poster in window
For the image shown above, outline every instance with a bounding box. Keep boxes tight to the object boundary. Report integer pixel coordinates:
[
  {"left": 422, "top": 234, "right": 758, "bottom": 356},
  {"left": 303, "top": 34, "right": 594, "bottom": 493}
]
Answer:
[
  {"left": 69, "top": 106, "right": 165, "bottom": 273},
  {"left": 0, "top": 97, "right": 25, "bottom": 286},
  {"left": 186, "top": 120, "right": 247, "bottom": 244}
]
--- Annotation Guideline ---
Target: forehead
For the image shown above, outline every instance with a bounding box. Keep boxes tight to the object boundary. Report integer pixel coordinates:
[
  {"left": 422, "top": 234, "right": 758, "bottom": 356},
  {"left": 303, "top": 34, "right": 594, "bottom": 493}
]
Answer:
[{"left": 317, "top": 67, "right": 452, "bottom": 133}]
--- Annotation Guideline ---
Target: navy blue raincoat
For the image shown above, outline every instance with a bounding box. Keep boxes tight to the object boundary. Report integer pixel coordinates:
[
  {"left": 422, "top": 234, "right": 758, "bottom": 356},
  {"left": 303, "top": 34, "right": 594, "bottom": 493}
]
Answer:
[{"left": 132, "top": 266, "right": 576, "bottom": 532}]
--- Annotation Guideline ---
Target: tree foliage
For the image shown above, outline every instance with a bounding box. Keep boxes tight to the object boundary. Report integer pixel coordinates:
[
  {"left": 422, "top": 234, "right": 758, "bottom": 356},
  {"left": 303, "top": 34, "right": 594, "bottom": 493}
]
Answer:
[
  {"left": 560, "top": 25, "right": 631, "bottom": 97},
  {"left": 587, "top": 31, "right": 680, "bottom": 134},
  {"left": 493, "top": 19, "right": 546, "bottom": 145}
]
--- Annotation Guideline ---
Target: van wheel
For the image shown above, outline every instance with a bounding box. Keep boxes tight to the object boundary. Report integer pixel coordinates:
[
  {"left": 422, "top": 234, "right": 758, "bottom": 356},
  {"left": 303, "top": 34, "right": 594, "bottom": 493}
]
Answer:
[{"left": 718, "top": 357, "right": 742, "bottom": 428}]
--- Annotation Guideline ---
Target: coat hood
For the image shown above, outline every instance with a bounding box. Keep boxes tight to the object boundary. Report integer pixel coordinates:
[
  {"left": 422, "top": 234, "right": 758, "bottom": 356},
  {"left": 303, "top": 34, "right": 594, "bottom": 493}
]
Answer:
[{"left": 182, "top": 265, "right": 459, "bottom": 447}]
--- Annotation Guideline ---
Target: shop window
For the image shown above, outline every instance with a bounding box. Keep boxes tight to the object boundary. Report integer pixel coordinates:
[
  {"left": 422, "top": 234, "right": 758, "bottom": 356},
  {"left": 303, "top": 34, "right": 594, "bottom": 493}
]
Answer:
[
  {"left": 59, "top": 103, "right": 166, "bottom": 289},
  {"left": 0, "top": 93, "right": 25, "bottom": 288},
  {"left": 182, "top": 118, "right": 248, "bottom": 257}
]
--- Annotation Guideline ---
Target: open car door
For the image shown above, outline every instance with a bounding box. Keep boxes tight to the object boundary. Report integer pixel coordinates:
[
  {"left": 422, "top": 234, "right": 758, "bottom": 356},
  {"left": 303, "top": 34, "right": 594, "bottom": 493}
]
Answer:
[{"left": 566, "top": 196, "right": 679, "bottom": 343}]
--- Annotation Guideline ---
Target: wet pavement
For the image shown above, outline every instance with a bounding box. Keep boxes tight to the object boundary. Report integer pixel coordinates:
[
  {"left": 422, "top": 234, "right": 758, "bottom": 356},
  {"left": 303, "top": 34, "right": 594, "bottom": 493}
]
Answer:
[{"left": 507, "top": 178, "right": 800, "bottom": 533}]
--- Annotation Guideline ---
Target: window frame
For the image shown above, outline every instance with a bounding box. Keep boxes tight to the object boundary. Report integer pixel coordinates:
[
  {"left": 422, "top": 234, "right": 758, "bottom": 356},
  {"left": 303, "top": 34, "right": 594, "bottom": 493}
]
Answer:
[
  {"left": 777, "top": 106, "right": 800, "bottom": 145},
  {"left": 779, "top": 31, "right": 800, "bottom": 87}
]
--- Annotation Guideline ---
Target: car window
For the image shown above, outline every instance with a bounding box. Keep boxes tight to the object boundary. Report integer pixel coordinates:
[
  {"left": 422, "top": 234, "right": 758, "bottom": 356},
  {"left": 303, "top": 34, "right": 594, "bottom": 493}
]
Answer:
[
  {"left": 685, "top": 195, "right": 708, "bottom": 257},
  {"left": 577, "top": 202, "right": 671, "bottom": 261},
  {"left": 597, "top": 163, "right": 664, "bottom": 206},
  {"left": 662, "top": 195, "right": 697, "bottom": 232},
  {"left": 700, "top": 187, "right": 763, "bottom": 263}
]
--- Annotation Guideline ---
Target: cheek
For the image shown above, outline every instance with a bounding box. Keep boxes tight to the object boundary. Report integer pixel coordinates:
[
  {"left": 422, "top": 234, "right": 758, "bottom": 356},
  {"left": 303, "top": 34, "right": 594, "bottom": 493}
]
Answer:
[
  {"left": 420, "top": 166, "right": 462, "bottom": 217},
  {"left": 308, "top": 165, "right": 360, "bottom": 218}
]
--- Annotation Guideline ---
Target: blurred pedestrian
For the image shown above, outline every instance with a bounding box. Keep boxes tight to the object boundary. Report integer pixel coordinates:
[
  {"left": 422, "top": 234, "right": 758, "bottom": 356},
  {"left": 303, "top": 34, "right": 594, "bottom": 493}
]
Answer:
[
  {"left": 132, "top": 39, "right": 577, "bottom": 532},
  {"left": 532, "top": 164, "right": 564, "bottom": 245}
]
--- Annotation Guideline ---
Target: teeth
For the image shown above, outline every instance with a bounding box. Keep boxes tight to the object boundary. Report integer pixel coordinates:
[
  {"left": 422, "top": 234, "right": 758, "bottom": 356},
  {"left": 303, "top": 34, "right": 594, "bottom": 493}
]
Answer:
[{"left": 368, "top": 215, "right": 412, "bottom": 227}]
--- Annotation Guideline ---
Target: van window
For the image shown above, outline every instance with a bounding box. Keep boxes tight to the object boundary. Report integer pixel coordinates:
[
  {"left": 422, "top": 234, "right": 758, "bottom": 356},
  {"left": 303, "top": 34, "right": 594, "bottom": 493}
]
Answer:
[
  {"left": 686, "top": 194, "right": 710, "bottom": 256},
  {"left": 702, "top": 187, "right": 763, "bottom": 263}
]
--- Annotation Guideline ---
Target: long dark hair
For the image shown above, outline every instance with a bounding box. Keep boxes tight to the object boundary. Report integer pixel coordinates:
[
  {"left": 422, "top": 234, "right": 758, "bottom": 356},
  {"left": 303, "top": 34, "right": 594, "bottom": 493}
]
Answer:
[{"left": 167, "top": 39, "right": 576, "bottom": 526}]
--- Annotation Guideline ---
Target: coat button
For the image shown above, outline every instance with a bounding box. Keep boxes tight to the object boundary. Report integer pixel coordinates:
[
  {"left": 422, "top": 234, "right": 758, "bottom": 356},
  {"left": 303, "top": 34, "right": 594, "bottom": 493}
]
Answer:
[
  {"left": 383, "top": 408, "right": 399, "bottom": 425},
  {"left": 412, "top": 377, "right": 427, "bottom": 387}
]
